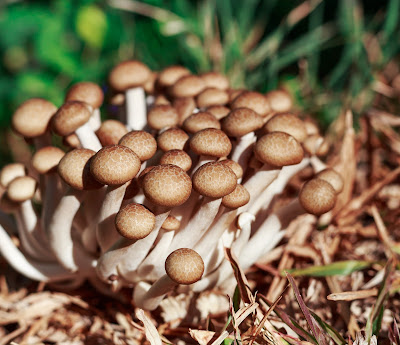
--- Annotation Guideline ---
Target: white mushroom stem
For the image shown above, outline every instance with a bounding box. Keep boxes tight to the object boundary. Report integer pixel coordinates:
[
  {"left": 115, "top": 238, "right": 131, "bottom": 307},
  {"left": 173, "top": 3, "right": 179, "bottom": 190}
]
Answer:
[
  {"left": 142, "top": 197, "right": 222, "bottom": 280},
  {"left": 192, "top": 212, "right": 254, "bottom": 292},
  {"left": 169, "top": 197, "right": 221, "bottom": 251},
  {"left": 0, "top": 223, "right": 77, "bottom": 282},
  {"left": 136, "top": 229, "right": 175, "bottom": 280},
  {"left": 96, "top": 208, "right": 170, "bottom": 282},
  {"left": 81, "top": 187, "right": 106, "bottom": 253},
  {"left": 133, "top": 276, "right": 177, "bottom": 310},
  {"left": 15, "top": 200, "right": 53, "bottom": 261},
  {"left": 242, "top": 165, "right": 280, "bottom": 206},
  {"left": 170, "top": 191, "right": 200, "bottom": 230},
  {"left": 48, "top": 189, "right": 87, "bottom": 271},
  {"left": 126, "top": 87, "right": 147, "bottom": 131},
  {"left": 88, "top": 108, "right": 102, "bottom": 131},
  {"left": 230, "top": 132, "right": 257, "bottom": 171},
  {"left": 247, "top": 158, "right": 310, "bottom": 215},
  {"left": 42, "top": 174, "right": 64, "bottom": 235},
  {"left": 96, "top": 183, "right": 129, "bottom": 252},
  {"left": 194, "top": 207, "right": 237, "bottom": 258},
  {"left": 75, "top": 122, "right": 102, "bottom": 151},
  {"left": 239, "top": 199, "right": 304, "bottom": 270},
  {"left": 310, "top": 155, "right": 327, "bottom": 173}
]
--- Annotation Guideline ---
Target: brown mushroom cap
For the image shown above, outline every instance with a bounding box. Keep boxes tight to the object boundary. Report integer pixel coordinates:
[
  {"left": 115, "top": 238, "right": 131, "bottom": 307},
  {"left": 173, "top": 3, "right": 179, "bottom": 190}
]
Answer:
[
  {"left": 219, "top": 159, "right": 243, "bottom": 179},
  {"left": 96, "top": 120, "right": 128, "bottom": 146},
  {"left": 190, "top": 128, "right": 232, "bottom": 158},
  {"left": 65, "top": 82, "right": 104, "bottom": 109},
  {"left": 196, "top": 88, "right": 229, "bottom": 108},
  {"left": 173, "top": 97, "right": 196, "bottom": 124},
  {"left": 221, "top": 108, "right": 264, "bottom": 137},
  {"left": 119, "top": 131, "right": 157, "bottom": 162},
  {"left": 157, "top": 128, "right": 189, "bottom": 152},
  {"left": 52, "top": 101, "right": 92, "bottom": 136},
  {"left": 147, "top": 105, "right": 179, "bottom": 130},
  {"left": 171, "top": 75, "right": 205, "bottom": 98},
  {"left": 228, "top": 89, "right": 245, "bottom": 103},
  {"left": 263, "top": 113, "right": 307, "bottom": 143},
  {"left": 90, "top": 145, "right": 141, "bottom": 186},
  {"left": 143, "top": 71, "right": 158, "bottom": 94},
  {"left": 165, "top": 248, "right": 204, "bottom": 285},
  {"left": 303, "top": 135, "right": 329, "bottom": 156},
  {"left": 182, "top": 111, "right": 221, "bottom": 134},
  {"left": 222, "top": 184, "right": 250, "bottom": 209},
  {"left": 108, "top": 60, "right": 151, "bottom": 92},
  {"left": 63, "top": 133, "right": 81, "bottom": 149},
  {"left": 304, "top": 120, "right": 320, "bottom": 136},
  {"left": 160, "top": 150, "right": 192, "bottom": 172},
  {"left": 231, "top": 91, "right": 271, "bottom": 117},
  {"left": 0, "top": 163, "right": 26, "bottom": 188},
  {"left": 137, "top": 166, "right": 156, "bottom": 188},
  {"left": 161, "top": 215, "right": 181, "bottom": 231},
  {"left": 265, "top": 90, "right": 293, "bottom": 113},
  {"left": 7, "top": 176, "right": 37, "bottom": 202},
  {"left": 154, "top": 94, "right": 170, "bottom": 106},
  {"left": 58, "top": 149, "right": 103, "bottom": 190},
  {"left": 142, "top": 164, "right": 192, "bottom": 207},
  {"left": 192, "top": 161, "right": 237, "bottom": 198},
  {"left": 12, "top": 98, "right": 57, "bottom": 138},
  {"left": 200, "top": 72, "right": 230, "bottom": 90},
  {"left": 299, "top": 178, "right": 336, "bottom": 216},
  {"left": 32, "top": 146, "right": 65, "bottom": 174},
  {"left": 156, "top": 66, "right": 191, "bottom": 90},
  {"left": 110, "top": 93, "right": 126, "bottom": 106},
  {"left": 205, "top": 105, "right": 231, "bottom": 120},
  {"left": 115, "top": 203, "right": 156, "bottom": 240},
  {"left": 315, "top": 168, "right": 344, "bottom": 194},
  {"left": 254, "top": 132, "right": 304, "bottom": 167}
]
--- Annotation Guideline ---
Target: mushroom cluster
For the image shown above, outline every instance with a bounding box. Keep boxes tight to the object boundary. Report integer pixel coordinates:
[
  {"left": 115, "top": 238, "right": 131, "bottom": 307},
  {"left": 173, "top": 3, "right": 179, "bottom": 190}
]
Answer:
[{"left": 0, "top": 60, "right": 343, "bottom": 310}]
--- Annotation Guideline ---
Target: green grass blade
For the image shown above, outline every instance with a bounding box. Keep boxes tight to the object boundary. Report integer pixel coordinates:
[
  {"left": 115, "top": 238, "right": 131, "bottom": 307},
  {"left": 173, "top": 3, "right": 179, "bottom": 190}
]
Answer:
[
  {"left": 286, "top": 260, "right": 372, "bottom": 277},
  {"left": 287, "top": 273, "right": 327, "bottom": 345},
  {"left": 269, "top": 24, "right": 335, "bottom": 72},
  {"left": 365, "top": 259, "right": 395, "bottom": 342},
  {"left": 310, "top": 311, "right": 347, "bottom": 345},
  {"left": 382, "top": 0, "right": 400, "bottom": 39}
]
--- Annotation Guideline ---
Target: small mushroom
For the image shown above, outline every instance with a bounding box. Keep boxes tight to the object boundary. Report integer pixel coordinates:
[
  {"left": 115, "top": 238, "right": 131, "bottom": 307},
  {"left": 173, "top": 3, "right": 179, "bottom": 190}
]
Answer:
[{"left": 133, "top": 248, "right": 204, "bottom": 310}]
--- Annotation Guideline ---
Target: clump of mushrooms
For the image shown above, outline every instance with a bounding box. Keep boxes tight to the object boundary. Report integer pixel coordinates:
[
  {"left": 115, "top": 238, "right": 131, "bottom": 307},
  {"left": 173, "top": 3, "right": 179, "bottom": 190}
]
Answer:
[{"left": 0, "top": 60, "right": 343, "bottom": 311}]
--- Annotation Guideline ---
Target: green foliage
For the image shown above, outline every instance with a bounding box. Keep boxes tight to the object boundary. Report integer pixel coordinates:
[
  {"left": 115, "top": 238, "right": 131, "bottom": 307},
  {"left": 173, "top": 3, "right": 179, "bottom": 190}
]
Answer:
[{"left": 0, "top": 0, "right": 400, "bottom": 164}]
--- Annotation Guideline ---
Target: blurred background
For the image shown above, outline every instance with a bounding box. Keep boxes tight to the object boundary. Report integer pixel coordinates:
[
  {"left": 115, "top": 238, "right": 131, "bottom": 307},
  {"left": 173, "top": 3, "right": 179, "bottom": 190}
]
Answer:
[{"left": 0, "top": 0, "right": 400, "bottom": 164}]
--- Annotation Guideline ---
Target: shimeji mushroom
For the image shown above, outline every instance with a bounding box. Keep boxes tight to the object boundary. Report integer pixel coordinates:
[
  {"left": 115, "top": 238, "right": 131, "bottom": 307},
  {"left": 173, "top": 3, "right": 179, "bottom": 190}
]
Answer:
[
  {"left": 1, "top": 60, "right": 342, "bottom": 310},
  {"left": 12, "top": 98, "right": 57, "bottom": 149},
  {"left": 97, "top": 164, "right": 192, "bottom": 283},
  {"left": 133, "top": 248, "right": 204, "bottom": 310},
  {"left": 65, "top": 81, "right": 104, "bottom": 131},
  {"left": 96, "top": 120, "right": 129, "bottom": 147},
  {"left": 141, "top": 161, "right": 237, "bottom": 280},
  {"left": 221, "top": 107, "right": 264, "bottom": 170},
  {"left": 109, "top": 60, "right": 151, "bottom": 130},
  {"left": 51, "top": 149, "right": 102, "bottom": 271},
  {"left": 52, "top": 101, "right": 102, "bottom": 151},
  {"left": 95, "top": 202, "right": 156, "bottom": 283},
  {"left": 90, "top": 145, "right": 141, "bottom": 252},
  {"left": 31, "top": 146, "right": 65, "bottom": 234}
]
